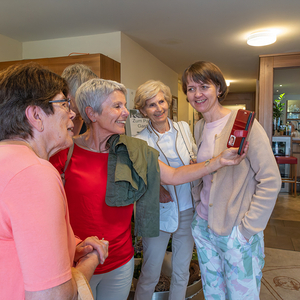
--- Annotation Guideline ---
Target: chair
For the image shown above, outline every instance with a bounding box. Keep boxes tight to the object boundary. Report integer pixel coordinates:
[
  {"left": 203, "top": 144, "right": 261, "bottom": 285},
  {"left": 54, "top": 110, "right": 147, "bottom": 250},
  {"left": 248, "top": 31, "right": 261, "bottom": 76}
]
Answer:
[{"left": 275, "top": 156, "right": 298, "bottom": 197}]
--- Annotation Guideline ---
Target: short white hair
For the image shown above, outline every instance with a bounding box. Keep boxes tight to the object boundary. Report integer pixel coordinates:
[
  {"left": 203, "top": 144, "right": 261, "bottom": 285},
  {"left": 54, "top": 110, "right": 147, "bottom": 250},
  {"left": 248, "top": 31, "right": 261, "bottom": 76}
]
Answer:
[{"left": 75, "top": 78, "right": 127, "bottom": 126}]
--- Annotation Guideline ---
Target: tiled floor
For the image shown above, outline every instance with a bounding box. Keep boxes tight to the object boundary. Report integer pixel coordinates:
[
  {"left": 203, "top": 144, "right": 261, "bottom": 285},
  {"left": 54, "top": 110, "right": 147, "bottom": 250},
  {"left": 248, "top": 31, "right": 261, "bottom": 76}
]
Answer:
[{"left": 264, "top": 192, "right": 300, "bottom": 251}]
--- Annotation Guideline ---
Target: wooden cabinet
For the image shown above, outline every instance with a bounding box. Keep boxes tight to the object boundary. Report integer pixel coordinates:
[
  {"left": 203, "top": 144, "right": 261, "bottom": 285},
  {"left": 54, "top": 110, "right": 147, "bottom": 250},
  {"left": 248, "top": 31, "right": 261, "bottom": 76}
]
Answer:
[{"left": 0, "top": 53, "right": 120, "bottom": 82}]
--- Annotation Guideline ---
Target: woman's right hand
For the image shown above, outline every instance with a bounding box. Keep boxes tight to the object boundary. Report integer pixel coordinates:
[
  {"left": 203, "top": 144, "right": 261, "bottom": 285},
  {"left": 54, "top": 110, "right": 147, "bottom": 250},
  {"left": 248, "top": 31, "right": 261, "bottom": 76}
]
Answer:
[{"left": 218, "top": 142, "right": 249, "bottom": 167}]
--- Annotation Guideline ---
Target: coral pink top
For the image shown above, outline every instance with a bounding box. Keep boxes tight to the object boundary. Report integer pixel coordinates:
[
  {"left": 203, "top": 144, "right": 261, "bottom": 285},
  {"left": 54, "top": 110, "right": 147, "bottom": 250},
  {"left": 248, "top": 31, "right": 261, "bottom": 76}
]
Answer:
[
  {"left": 50, "top": 143, "right": 134, "bottom": 274},
  {"left": 0, "top": 145, "right": 76, "bottom": 299}
]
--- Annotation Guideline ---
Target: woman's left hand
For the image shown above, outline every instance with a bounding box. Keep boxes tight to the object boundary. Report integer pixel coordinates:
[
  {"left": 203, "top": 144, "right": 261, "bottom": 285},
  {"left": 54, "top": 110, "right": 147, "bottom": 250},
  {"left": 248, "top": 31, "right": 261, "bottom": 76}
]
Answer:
[
  {"left": 75, "top": 243, "right": 94, "bottom": 264},
  {"left": 159, "top": 185, "right": 173, "bottom": 203},
  {"left": 219, "top": 142, "right": 249, "bottom": 166}
]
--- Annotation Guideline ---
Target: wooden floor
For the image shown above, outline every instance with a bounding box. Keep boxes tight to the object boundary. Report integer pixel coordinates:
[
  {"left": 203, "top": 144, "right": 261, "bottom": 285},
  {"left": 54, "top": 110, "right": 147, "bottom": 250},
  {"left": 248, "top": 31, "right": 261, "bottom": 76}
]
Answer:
[{"left": 265, "top": 192, "right": 300, "bottom": 251}]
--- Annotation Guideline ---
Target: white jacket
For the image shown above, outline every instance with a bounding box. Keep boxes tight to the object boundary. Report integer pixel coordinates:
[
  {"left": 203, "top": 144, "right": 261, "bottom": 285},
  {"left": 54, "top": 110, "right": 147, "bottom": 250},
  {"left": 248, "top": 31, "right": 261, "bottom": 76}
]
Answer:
[{"left": 134, "top": 118, "right": 197, "bottom": 233}]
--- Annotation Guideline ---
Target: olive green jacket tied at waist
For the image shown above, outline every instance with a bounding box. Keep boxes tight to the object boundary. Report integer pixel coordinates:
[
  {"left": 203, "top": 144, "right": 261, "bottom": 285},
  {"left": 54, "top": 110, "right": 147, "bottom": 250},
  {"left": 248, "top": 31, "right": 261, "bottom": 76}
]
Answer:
[{"left": 105, "top": 134, "right": 160, "bottom": 237}]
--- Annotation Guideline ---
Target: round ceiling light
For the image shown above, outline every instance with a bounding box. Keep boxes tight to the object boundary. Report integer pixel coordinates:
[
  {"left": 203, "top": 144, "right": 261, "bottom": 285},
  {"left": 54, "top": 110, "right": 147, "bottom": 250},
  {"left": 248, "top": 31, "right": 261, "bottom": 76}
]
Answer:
[{"left": 247, "top": 31, "right": 277, "bottom": 47}]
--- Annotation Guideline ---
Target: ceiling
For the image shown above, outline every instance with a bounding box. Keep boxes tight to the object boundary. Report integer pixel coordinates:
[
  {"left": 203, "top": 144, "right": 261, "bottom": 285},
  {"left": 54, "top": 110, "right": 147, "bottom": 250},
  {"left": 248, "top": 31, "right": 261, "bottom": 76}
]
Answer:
[{"left": 1, "top": 0, "right": 300, "bottom": 93}]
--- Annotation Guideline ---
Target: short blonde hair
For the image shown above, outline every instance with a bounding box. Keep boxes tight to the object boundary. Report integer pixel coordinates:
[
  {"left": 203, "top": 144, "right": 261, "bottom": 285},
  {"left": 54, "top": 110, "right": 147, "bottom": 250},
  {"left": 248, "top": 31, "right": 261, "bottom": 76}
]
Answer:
[{"left": 134, "top": 80, "right": 172, "bottom": 111}]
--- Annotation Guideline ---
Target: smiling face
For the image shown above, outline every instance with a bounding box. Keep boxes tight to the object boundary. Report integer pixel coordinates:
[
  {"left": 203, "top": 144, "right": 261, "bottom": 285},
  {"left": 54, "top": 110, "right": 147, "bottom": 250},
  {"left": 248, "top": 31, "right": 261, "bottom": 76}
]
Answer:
[
  {"left": 45, "top": 92, "right": 75, "bottom": 156},
  {"left": 94, "top": 90, "right": 129, "bottom": 137},
  {"left": 186, "top": 77, "right": 221, "bottom": 119},
  {"left": 141, "top": 91, "right": 169, "bottom": 128}
]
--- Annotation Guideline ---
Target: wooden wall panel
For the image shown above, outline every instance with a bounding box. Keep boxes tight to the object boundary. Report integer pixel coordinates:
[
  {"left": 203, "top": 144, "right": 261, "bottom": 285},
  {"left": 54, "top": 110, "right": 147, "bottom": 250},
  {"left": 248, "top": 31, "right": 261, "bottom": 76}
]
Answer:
[
  {"left": 0, "top": 53, "right": 120, "bottom": 82},
  {"left": 100, "top": 55, "right": 121, "bottom": 82},
  {"left": 273, "top": 54, "right": 300, "bottom": 68},
  {"left": 258, "top": 56, "right": 274, "bottom": 141}
]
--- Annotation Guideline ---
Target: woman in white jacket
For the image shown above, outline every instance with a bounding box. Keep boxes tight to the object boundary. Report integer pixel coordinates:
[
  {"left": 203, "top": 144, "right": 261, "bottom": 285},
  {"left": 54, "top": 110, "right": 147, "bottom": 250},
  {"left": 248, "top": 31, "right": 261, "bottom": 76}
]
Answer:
[{"left": 133, "top": 80, "right": 197, "bottom": 300}]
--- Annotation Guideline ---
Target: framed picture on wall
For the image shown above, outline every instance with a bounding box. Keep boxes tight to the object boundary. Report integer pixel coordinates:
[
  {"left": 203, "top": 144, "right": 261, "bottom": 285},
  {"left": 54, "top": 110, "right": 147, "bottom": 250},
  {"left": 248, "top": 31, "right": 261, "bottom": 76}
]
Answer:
[{"left": 171, "top": 96, "right": 178, "bottom": 121}]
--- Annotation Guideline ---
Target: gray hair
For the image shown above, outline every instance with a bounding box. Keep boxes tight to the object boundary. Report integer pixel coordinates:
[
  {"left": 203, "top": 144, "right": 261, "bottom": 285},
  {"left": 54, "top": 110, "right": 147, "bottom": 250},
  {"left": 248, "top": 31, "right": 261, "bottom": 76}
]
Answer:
[
  {"left": 61, "top": 64, "right": 98, "bottom": 99},
  {"left": 75, "top": 78, "right": 127, "bottom": 126}
]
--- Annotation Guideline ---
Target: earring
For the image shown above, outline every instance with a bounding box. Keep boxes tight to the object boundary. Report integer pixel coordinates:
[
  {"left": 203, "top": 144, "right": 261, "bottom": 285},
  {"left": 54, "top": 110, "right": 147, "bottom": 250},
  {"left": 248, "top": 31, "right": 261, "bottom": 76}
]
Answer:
[
  {"left": 41, "top": 126, "right": 44, "bottom": 131},
  {"left": 93, "top": 119, "right": 96, "bottom": 122}
]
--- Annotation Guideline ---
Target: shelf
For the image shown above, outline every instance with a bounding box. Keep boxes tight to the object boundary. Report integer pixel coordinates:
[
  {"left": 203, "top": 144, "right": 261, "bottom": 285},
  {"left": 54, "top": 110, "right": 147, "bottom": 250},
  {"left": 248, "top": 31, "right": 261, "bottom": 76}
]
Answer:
[{"left": 286, "top": 112, "right": 300, "bottom": 120}]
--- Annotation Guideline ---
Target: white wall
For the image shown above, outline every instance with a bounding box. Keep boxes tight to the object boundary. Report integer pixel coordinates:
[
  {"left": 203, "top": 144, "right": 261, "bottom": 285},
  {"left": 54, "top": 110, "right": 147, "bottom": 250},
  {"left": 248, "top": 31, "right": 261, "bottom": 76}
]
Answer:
[
  {"left": 0, "top": 34, "right": 22, "bottom": 61},
  {"left": 22, "top": 32, "right": 121, "bottom": 62},
  {"left": 120, "top": 33, "right": 178, "bottom": 96}
]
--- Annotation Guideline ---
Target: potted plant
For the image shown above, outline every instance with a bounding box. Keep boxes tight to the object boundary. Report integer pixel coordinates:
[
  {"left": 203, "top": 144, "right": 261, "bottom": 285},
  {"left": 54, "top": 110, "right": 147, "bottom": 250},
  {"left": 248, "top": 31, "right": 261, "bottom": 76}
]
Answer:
[{"left": 273, "top": 93, "right": 285, "bottom": 132}]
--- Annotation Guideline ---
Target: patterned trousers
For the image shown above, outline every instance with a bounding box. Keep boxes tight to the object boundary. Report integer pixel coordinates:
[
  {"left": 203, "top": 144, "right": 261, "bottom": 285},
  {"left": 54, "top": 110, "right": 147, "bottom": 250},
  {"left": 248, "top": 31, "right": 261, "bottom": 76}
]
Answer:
[{"left": 191, "top": 213, "right": 264, "bottom": 300}]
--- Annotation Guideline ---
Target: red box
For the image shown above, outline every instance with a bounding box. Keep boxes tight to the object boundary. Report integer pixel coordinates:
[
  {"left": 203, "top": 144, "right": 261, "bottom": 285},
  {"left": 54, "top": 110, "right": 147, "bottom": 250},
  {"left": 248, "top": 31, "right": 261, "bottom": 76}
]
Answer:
[{"left": 227, "top": 109, "right": 255, "bottom": 155}]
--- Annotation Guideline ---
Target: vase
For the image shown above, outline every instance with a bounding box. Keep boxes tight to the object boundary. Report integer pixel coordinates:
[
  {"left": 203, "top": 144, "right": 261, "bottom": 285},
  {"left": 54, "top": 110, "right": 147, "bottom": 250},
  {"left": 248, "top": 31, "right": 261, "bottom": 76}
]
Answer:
[
  {"left": 277, "top": 117, "right": 281, "bottom": 130},
  {"left": 274, "top": 117, "right": 281, "bottom": 132}
]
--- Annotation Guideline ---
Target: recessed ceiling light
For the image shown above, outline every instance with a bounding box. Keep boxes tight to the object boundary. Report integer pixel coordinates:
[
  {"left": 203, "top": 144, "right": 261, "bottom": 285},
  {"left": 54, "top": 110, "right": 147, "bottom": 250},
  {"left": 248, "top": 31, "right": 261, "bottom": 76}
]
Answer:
[
  {"left": 226, "top": 80, "right": 231, "bottom": 87},
  {"left": 247, "top": 31, "right": 277, "bottom": 47}
]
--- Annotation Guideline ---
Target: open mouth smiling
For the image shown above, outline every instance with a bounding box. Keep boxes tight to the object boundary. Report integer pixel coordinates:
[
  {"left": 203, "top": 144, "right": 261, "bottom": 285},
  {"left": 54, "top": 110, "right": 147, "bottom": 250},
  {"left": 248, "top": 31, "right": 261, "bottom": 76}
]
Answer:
[{"left": 195, "top": 99, "right": 207, "bottom": 104}]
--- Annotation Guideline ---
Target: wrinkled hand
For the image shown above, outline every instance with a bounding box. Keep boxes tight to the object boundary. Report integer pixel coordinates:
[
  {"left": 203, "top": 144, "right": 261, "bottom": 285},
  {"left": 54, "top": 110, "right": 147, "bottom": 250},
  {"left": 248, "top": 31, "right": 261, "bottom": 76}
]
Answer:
[
  {"left": 159, "top": 185, "right": 173, "bottom": 203},
  {"left": 75, "top": 236, "right": 109, "bottom": 265},
  {"left": 74, "top": 242, "right": 94, "bottom": 263},
  {"left": 219, "top": 142, "right": 249, "bottom": 166}
]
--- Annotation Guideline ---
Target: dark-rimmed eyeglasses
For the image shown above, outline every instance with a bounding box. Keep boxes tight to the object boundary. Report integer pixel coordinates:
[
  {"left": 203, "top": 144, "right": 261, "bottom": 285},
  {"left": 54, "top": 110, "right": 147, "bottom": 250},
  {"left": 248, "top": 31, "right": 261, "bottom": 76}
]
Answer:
[{"left": 49, "top": 98, "right": 71, "bottom": 112}]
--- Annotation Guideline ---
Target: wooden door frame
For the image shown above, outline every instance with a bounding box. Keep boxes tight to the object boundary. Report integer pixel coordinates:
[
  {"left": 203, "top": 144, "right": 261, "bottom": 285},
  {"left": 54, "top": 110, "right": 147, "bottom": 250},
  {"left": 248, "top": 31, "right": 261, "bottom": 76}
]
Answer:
[{"left": 258, "top": 52, "right": 300, "bottom": 141}]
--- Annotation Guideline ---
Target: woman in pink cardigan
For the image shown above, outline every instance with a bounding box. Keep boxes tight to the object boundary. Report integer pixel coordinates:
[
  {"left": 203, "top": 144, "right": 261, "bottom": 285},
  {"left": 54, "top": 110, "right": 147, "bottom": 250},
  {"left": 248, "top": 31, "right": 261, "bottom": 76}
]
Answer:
[{"left": 182, "top": 61, "right": 281, "bottom": 300}]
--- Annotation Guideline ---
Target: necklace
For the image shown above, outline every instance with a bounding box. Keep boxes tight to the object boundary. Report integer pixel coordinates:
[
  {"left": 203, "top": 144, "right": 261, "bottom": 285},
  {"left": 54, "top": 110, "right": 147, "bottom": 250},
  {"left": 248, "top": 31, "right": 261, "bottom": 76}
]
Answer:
[
  {"left": 81, "top": 135, "right": 110, "bottom": 153},
  {"left": 81, "top": 136, "right": 99, "bottom": 152}
]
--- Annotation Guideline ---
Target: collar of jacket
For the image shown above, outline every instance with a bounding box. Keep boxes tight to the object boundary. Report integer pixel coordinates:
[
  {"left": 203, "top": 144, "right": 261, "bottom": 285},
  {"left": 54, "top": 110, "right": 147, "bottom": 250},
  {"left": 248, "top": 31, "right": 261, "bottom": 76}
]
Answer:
[
  {"left": 146, "top": 118, "right": 178, "bottom": 140},
  {"left": 108, "top": 134, "right": 148, "bottom": 184}
]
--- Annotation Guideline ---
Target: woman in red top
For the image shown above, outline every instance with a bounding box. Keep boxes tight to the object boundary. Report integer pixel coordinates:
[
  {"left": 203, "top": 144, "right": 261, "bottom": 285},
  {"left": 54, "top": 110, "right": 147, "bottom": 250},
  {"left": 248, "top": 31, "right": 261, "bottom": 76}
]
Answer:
[{"left": 51, "top": 78, "right": 247, "bottom": 300}]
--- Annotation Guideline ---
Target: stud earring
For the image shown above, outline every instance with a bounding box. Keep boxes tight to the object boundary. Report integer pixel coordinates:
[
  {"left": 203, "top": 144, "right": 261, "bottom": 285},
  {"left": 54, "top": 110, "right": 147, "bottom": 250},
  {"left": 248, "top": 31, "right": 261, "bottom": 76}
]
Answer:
[
  {"left": 41, "top": 126, "right": 44, "bottom": 131},
  {"left": 93, "top": 119, "right": 96, "bottom": 122}
]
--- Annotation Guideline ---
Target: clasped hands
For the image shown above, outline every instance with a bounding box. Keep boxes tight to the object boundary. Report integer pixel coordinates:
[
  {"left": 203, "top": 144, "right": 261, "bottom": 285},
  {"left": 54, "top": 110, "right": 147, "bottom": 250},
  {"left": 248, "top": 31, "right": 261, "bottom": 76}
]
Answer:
[{"left": 75, "top": 236, "right": 109, "bottom": 265}]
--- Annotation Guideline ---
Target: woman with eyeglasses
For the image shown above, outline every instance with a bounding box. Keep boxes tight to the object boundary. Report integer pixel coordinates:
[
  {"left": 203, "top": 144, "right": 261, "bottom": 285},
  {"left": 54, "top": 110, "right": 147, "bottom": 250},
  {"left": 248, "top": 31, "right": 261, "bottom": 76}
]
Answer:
[
  {"left": 0, "top": 63, "right": 108, "bottom": 300},
  {"left": 50, "top": 78, "right": 248, "bottom": 300}
]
